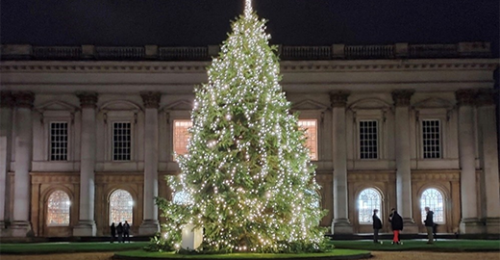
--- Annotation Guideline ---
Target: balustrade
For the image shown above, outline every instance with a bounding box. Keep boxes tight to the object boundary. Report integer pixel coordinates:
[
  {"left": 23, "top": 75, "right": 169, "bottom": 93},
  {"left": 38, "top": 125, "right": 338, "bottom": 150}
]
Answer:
[
  {"left": 32, "top": 46, "right": 82, "bottom": 60},
  {"left": 0, "top": 42, "right": 492, "bottom": 61},
  {"left": 159, "top": 47, "right": 208, "bottom": 60},
  {"left": 344, "top": 45, "right": 394, "bottom": 59},
  {"left": 95, "top": 47, "right": 145, "bottom": 59}
]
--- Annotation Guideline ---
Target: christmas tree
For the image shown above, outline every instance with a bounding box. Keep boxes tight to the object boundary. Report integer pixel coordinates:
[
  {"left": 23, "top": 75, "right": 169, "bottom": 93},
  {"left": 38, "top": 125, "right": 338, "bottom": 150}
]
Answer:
[{"left": 155, "top": 0, "right": 327, "bottom": 253}]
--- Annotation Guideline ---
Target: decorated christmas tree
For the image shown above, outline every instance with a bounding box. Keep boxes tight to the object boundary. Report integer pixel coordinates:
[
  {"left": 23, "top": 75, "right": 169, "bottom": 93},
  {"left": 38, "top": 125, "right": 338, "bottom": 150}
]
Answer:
[{"left": 154, "top": 0, "right": 327, "bottom": 253}]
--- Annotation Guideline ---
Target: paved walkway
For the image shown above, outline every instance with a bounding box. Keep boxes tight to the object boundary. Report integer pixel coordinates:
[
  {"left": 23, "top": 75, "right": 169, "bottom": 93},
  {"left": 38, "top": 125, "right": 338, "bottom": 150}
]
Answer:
[{"left": 1, "top": 251, "right": 499, "bottom": 260}]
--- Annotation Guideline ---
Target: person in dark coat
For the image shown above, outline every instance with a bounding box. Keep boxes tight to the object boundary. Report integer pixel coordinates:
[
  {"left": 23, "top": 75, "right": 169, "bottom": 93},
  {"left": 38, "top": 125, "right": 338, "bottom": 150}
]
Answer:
[
  {"left": 372, "top": 209, "right": 383, "bottom": 244},
  {"left": 424, "top": 207, "right": 434, "bottom": 244},
  {"left": 389, "top": 208, "right": 403, "bottom": 245},
  {"left": 117, "top": 222, "right": 124, "bottom": 243},
  {"left": 110, "top": 223, "right": 116, "bottom": 243},
  {"left": 123, "top": 220, "right": 131, "bottom": 243}
]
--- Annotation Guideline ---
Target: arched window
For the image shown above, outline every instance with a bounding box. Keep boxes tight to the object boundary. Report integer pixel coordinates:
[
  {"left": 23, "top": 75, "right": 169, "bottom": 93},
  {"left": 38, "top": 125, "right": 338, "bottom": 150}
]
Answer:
[
  {"left": 109, "top": 189, "right": 134, "bottom": 225},
  {"left": 305, "top": 189, "right": 321, "bottom": 209},
  {"left": 420, "top": 188, "right": 444, "bottom": 223},
  {"left": 47, "top": 190, "right": 70, "bottom": 226},
  {"left": 357, "top": 188, "right": 382, "bottom": 224},
  {"left": 173, "top": 190, "right": 193, "bottom": 205}
]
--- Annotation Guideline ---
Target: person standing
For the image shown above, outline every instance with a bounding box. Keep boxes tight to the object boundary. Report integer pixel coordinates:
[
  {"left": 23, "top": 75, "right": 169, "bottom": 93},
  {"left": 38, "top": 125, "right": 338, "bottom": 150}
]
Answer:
[
  {"left": 110, "top": 223, "right": 116, "bottom": 243},
  {"left": 372, "top": 209, "right": 383, "bottom": 244},
  {"left": 389, "top": 208, "right": 403, "bottom": 245},
  {"left": 117, "top": 222, "right": 124, "bottom": 243},
  {"left": 424, "top": 207, "right": 434, "bottom": 244},
  {"left": 123, "top": 220, "right": 131, "bottom": 243}
]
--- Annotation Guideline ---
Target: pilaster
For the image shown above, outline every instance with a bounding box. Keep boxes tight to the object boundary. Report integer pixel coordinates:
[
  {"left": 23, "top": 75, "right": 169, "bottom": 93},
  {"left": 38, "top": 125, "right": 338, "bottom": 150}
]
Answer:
[
  {"left": 392, "top": 90, "right": 418, "bottom": 233},
  {"left": 11, "top": 91, "right": 35, "bottom": 237},
  {"left": 139, "top": 92, "right": 161, "bottom": 235},
  {"left": 330, "top": 91, "right": 353, "bottom": 234},
  {"left": 73, "top": 92, "right": 98, "bottom": 236},
  {"left": 0, "top": 91, "right": 15, "bottom": 236},
  {"left": 476, "top": 89, "right": 500, "bottom": 234},
  {"left": 455, "top": 89, "right": 482, "bottom": 233}
]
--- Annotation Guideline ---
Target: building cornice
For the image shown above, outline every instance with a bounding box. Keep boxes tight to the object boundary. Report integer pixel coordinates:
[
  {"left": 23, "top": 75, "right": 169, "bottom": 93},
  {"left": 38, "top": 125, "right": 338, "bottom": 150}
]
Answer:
[{"left": 0, "top": 59, "right": 498, "bottom": 73}]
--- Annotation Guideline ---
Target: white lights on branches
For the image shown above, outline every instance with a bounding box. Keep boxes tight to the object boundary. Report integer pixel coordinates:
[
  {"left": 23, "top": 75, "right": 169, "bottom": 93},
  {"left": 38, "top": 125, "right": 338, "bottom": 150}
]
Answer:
[
  {"left": 160, "top": 0, "right": 326, "bottom": 253},
  {"left": 207, "top": 139, "right": 217, "bottom": 149}
]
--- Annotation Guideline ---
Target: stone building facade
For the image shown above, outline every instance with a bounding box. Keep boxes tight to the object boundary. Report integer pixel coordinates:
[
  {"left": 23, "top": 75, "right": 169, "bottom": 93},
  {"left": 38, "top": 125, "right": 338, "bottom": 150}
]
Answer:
[{"left": 0, "top": 42, "right": 499, "bottom": 237}]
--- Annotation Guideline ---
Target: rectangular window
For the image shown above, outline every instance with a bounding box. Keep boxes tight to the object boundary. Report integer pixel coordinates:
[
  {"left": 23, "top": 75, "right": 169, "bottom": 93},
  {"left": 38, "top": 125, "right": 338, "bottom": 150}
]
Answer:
[
  {"left": 174, "top": 120, "right": 192, "bottom": 156},
  {"left": 298, "top": 119, "right": 318, "bottom": 161},
  {"left": 113, "top": 122, "right": 131, "bottom": 161},
  {"left": 422, "top": 120, "right": 441, "bottom": 159},
  {"left": 359, "top": 120, "right": 378, "bottom": 159},
  {"left": 50, "top": 122, "right": 68, "bottom": 161}
]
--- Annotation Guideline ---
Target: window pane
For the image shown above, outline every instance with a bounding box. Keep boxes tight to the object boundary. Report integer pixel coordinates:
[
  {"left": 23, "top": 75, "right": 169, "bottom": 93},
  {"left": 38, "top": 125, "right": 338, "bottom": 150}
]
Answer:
[
  {"left": 109, "top": 189, "right": 133, "bottom": 225},
  {"left": 420, "top": 188, "right": 445, "bottom": 223},
  {"left": 174, "top": 120, "right": 193, "bottom": 156},
  {"left": 422, "top": 120, "right": 441, "bottom": 159},
  {"left": 359, "top": 120, "right": 378, "bottom": 159},
  {"left": 47, "top": 190, "right": 70, "bottom": 226},
  {"left": 113, "top": 122, "right": 131, "bottom": 161},
  {"left": 357, "top": 188, "right": 382, "bottom": 224},
  {"left": 50, "top": 122, "right": 68, "bottom": 161},
  {"left": 298, "top": 119, "right": 318, "bottom": 161}
]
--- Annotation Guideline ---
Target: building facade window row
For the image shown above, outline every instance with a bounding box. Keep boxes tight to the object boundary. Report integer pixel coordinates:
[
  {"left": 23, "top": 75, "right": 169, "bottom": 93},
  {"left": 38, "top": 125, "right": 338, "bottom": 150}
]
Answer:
[{"left": 45, "top": 116, "right": 444, "bottom": 162}]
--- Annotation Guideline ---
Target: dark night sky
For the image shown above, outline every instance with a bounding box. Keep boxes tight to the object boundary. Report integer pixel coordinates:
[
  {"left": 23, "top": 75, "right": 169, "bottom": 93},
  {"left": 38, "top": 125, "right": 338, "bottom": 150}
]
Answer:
[{"left": 1, "top": 0, "right": 499, "bottom": 55}]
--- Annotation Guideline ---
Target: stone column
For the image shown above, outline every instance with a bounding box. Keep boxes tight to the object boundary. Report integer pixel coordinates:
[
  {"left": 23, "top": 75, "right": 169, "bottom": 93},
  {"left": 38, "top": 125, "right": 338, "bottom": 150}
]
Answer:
[
  {"left": 455, "top": 89, "right": 482, "bottom": 233},
  {"left": 330, "top": 91, "right": 353, "bottom": 234},
  {"left": 476, "top": 89, "right": 500, "bottom": 233},
  {"left": 73, "top": 92, "right": 98, "bottom": 236},
  {"left": 11, "top": 92, "right": 34, "bottom": 237},
  {"left": 139, "top": 92, "right": 161, "bottom": 235},
  {"left": 0, "top": 92, "right": 15, "bottom": 236},
  {"left": 392, "top": 90, "right": 417, "bottom": 233}
]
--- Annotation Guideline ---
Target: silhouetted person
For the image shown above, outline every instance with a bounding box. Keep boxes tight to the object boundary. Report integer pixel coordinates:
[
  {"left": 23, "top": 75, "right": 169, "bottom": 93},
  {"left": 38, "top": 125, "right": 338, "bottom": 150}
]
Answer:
[
  {"left": 123, "top": 220, "right": 131, "bottom": 243},
  {"left": 372, "top": 209, "right": 383, "bottom": 244},
  {"left": 110, "top": 222, "right": 116, "bottom": 243},
  {"left": 424, "top": 207, "right": 434, "bottom": 244},
  {"left": 117, "top": 222, "right": 124, "bottom": 243},
  {"left": 389, "top": 208, "right": 403, "bottom": 245}
]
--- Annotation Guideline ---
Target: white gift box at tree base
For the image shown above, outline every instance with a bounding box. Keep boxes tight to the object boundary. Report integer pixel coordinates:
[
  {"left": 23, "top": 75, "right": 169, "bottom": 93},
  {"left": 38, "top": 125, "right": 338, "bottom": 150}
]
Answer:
[{"left": 181, "top": 223, "right": 202, "bottom": 250}]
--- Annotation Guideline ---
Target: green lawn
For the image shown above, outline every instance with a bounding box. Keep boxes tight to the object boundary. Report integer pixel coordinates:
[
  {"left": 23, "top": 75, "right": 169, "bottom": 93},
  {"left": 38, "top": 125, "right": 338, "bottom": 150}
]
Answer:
[
  {"left": 0, "top": 242, "right": 149, "bottom": 254},
  {"left": 329, "top": 239, "right": 500, "bottom": 252},
  {"left": 114, "top": 249, "right": 370, "bottom": 259},
  {"left": 1, "top": 240, "right": 499, "bottom": 256}
]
